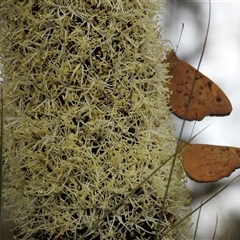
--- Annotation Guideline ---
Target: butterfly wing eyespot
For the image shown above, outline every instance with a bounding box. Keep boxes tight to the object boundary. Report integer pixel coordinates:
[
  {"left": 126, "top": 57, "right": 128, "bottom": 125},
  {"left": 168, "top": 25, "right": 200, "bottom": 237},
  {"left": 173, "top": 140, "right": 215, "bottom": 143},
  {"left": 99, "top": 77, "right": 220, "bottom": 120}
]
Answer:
[
  {"left": 215, "top": 96, "right": 222, "bottom": 103},
  {"left": 165, "top": 50, "right": 232, "bottom": 121},
  {"left": 179, "top": 141, "right": 240, "bottom": 182}
]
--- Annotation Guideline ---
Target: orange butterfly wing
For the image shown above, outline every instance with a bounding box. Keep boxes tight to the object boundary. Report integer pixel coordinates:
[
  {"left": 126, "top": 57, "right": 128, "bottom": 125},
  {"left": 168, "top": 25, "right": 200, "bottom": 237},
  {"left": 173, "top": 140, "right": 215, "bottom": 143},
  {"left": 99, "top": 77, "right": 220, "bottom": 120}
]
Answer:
[
  {"left": 179, "top": 141, "right": 240, "bottom": 182},
  {"left": 165, "top": 50, "right": 232, "bottom": 121}
]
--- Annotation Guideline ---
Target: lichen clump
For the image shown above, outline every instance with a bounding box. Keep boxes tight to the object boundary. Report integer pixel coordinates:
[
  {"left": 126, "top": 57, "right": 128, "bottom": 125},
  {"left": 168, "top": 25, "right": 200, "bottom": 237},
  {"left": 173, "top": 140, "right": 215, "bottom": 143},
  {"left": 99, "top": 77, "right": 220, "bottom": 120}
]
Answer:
[{"left": 0, "top": 1, "right": 190, "bottom": 239}]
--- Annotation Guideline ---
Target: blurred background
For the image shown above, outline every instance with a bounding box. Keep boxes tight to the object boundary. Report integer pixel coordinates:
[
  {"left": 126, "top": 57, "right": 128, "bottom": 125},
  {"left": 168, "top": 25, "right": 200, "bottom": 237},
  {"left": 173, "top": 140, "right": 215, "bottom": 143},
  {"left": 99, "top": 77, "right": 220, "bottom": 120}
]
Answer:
[{"left": 163, "top": 0, "right": 240, "bottom": 239}]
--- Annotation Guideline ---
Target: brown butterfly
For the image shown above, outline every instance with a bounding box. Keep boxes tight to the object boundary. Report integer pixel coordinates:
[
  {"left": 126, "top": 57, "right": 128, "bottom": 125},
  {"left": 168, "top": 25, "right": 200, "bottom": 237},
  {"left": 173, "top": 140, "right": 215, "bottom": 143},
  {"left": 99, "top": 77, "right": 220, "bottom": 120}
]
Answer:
[
  {"left": 178, "top": 141, "right": 240, "bottom": 182},
  {"left": 164, "top": 50, "right": 232, "bottom": 121}
]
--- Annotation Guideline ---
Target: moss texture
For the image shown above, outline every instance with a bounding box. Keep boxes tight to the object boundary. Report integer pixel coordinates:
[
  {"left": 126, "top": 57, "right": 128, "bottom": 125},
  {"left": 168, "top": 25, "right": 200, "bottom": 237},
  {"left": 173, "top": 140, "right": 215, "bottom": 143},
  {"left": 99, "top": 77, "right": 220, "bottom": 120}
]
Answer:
[{"left": 0, "top": 0, "right": 191, "bottom": 239}]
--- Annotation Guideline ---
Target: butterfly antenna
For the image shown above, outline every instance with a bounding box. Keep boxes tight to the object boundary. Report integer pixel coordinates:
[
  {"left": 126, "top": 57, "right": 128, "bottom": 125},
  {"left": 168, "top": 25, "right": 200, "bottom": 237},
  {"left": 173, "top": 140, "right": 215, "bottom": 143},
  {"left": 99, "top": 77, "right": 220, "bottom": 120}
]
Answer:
[
  {"left": 188, "top": 122, "right": 210, "bottom": 142},
  {"left": 189, "top": 121, "right": 197, "bottom": 140},
  {"left": 175, "top": 23, "right": 184, "bottom": 53},
  {"left": 188, "top": 124, "right": 211, "bottom": 142}
]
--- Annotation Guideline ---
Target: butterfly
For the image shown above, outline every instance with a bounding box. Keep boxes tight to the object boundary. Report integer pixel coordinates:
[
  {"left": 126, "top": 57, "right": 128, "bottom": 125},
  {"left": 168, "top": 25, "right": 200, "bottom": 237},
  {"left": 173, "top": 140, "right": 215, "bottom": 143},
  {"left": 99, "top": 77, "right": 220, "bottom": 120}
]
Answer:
[
  {"left": 178, "top": 141, "right": 240, "bottom": 182},
  {"left": 164, "top": 50, "right": 232, "bottom": 121}
]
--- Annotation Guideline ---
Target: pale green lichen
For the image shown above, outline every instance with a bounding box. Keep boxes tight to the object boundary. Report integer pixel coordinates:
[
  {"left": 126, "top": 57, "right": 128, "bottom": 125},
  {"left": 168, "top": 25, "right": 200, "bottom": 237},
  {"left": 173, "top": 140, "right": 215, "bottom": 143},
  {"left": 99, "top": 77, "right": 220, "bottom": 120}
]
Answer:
[{"left": 0, "top": 0, "right": 191, "bottom": 239}]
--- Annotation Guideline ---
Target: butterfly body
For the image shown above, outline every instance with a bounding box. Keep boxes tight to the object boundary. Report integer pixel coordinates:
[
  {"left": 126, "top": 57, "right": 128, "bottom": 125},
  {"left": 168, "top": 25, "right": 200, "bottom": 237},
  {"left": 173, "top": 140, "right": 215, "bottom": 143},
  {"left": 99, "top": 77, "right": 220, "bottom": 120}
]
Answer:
[
  {"left": 165, "top": 50, "right": 232, "bottom": 121},
  {"left": 179, "top": 141, "right": 240, "bottom": 182}
]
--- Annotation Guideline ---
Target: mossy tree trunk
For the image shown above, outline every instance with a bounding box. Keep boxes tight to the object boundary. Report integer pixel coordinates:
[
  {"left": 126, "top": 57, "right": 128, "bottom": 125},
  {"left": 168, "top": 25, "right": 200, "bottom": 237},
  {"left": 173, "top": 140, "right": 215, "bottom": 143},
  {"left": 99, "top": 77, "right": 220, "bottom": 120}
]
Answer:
[{"left": 0, "top": 1, "right": 191, "bottom": 239}]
